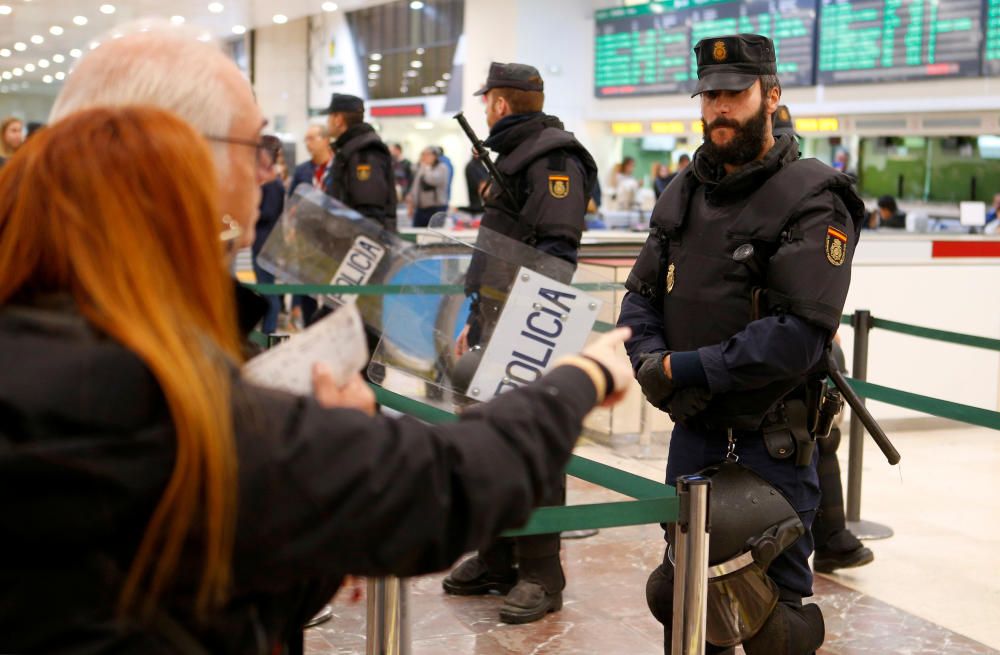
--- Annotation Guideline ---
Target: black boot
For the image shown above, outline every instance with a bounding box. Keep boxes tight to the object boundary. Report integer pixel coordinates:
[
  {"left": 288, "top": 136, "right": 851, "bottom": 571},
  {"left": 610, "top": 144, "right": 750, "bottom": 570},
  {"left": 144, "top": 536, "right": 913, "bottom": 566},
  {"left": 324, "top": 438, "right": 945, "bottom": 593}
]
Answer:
[
  {"left": 814, "top": 529, "right": 874, "bottom": 573},
  {"left": 499, "top": 555, "right": 564, "bottom": 624},
  {"left": 442, "top": 540, "right": 517, "bottom": 596}
]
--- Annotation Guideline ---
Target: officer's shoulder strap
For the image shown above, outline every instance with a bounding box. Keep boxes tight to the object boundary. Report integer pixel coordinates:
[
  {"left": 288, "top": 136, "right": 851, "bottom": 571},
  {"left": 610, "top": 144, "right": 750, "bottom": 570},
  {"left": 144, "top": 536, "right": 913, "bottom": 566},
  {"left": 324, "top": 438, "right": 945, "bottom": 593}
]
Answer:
[
  {"left": 649, "top": 168, "right": 698, "bottom": 237},
  {"left": 498, "top": 127, "right": 582, "bottom": 175},
  {"left": 729, "top": 158, "right": 858, "bottom": 241}
]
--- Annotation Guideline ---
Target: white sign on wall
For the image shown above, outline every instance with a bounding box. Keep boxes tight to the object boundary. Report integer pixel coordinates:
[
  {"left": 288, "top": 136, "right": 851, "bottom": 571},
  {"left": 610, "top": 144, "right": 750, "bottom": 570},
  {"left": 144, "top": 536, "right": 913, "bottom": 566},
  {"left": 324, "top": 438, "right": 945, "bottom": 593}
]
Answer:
[
  {"left": 467, "top": 267, "right": 602, "bottom": 401},
  {"left": 309, "top": 11, "right": 365, "bottom": 112}
]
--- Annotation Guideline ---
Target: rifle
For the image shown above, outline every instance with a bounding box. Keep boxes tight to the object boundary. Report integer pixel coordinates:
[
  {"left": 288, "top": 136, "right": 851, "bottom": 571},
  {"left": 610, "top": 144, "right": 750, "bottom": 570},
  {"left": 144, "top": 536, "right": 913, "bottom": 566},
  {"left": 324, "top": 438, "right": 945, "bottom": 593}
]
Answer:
[
  {"left": 826, "top": 350, "right": 901, "bottom": 465},
  {"left": 453, "top": 111, "right": 516, "bottom": 204}
]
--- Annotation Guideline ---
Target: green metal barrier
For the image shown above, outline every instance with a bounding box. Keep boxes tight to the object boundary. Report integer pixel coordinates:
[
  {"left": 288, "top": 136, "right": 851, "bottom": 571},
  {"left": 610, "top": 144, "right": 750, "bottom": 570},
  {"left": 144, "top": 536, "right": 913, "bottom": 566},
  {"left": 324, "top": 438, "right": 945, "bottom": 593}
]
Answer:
[{"left": 370, "top": 385, "right": 679, "bottom": 537}]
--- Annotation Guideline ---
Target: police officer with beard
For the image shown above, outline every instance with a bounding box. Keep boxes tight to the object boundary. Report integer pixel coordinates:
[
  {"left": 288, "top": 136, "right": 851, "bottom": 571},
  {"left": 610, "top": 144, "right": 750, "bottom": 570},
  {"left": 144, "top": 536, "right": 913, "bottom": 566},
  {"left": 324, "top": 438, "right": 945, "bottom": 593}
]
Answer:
[
  {"left": 322, "top": 94, "right": 398, "bottom": 232},
  {"left": 444, "top": 62, "right": 598, "bottom": 624},
  {"left": 617, "top": 34, "right": 865, "bottom": 654}
]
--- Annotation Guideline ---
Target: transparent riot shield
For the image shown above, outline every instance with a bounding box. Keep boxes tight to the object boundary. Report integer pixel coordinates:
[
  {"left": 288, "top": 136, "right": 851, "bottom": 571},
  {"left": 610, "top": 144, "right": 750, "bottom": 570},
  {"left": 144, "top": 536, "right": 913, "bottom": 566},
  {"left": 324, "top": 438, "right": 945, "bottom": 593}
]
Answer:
[
  {"left": 257, "top": 185, "right": 454, "bottom": 334},
  {"left": 368, "top": 222, "right": 618, "bottom": 410}
]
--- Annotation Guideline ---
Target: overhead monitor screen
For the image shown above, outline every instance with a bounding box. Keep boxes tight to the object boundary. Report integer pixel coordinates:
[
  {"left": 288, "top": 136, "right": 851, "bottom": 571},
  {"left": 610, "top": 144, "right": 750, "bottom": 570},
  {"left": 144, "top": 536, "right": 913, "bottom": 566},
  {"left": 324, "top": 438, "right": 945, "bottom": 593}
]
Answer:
[
  {"left": 817, "top": 0, "right": 983, "bottom": 85},
  {"left": 594, "top": 0, "right": 817, "bottom": 98},
  {"left": 985, "top": 0, "right": 1000, "bottom": 75}
]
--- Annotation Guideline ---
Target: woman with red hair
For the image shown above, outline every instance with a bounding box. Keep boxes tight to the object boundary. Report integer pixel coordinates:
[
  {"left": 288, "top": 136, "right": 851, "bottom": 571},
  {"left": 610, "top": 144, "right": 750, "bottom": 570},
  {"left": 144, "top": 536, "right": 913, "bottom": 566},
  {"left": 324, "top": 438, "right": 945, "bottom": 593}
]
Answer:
[{"left": 0, "top": 106, "right": 631, "bottom": 653}]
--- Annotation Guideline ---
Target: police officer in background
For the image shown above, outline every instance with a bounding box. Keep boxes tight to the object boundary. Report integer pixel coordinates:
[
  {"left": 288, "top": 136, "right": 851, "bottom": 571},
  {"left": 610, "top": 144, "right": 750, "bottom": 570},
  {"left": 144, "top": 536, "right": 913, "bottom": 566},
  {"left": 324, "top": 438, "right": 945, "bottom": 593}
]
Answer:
[
  {"left": 774, "top": 105, "right": 875, "bottom": 574},
  {"left": 322, "top": 93, "right": 398, "bottom": 231},
  {"left": 617, "top": 34, "right": 864, "bottom": 653},
  {"left": 444, "top": 62, "right": 598, "bottom": 624}
]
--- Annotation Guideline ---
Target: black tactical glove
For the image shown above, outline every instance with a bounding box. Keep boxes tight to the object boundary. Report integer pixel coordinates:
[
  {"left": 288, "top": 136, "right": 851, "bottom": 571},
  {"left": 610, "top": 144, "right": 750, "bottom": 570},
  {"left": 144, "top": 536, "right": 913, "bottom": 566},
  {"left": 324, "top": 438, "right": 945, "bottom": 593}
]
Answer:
[
  {"left": 667, "top": 386, "right": 712, "bottom": 425},
  {"left": 636, "top": 351, "right": 674, "bottom": 410}
]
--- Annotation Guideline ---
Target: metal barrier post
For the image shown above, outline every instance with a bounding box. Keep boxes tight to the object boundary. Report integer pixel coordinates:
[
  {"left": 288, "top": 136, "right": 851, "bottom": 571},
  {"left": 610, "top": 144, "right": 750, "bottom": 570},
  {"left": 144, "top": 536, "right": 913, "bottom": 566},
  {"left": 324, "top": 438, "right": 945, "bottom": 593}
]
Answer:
[
  {"left": 366, "top": 577, "right": 410, "bottom": 655},
  {"left": 671, "top": 476, "right": 710, "bottom": 655},
  {"left": 846, "top": 310, "right": 894, "bottom": 540}
]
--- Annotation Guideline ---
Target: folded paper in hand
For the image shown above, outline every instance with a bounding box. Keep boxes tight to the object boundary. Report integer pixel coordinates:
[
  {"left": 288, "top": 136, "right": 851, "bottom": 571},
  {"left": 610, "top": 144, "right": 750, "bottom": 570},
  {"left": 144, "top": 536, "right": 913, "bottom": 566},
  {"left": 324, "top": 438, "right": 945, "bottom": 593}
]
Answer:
[{"left": 243, "top": 304, "right": 368, "bottom": 394}]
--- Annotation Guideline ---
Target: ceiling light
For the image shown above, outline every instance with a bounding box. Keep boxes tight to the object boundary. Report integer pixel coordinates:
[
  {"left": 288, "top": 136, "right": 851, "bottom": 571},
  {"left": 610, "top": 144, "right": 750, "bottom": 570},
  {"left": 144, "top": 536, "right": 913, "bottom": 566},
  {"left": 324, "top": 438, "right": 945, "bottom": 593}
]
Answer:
[
  {"left": 73, "top": 16, "right": 87, "bottom": 26},
  {"left": 367, "top": 81, "right": 376, "bottom": 87},
  {"left": 50, "top": 25, "right": 64, "bottom": 36},
  {"left": 69, "top": 48, "right": 82, "bottom": 58},
  {"left": 12, "top": 68, "right": 22, "bottom": 76},
  {"left": 232, "top": 25, "right": 246, "bottom": 35},
  {"left": 370, "top": 53, "right": 382, "bottom": 61},
  {"left": 272, "top": 14, "right": 287, "bottom": 24},
  {"left": 55, "top": 71, "right": 65, "bottom": 80},
  {"left": 198, "top": 32, "right": 212, "bottom": 42},
  {"left": 171, "top": 15, "right": 185, "bottom": 24},
  {"left": 322, "top": 1, "right": 338, "bottom": 11},
  {"left": 24, "top": 63, "right": 34, "bottom": 72},
  {"left": 89, "top": 41, "right": 100, "bottom": 50},
  {"left": 405, "top": 70, "right": 418, "bottom": 77},
  {"left": 1, "top": 72, "right": 10, "bottom": 80},
  {"left": 42, "top": 74, "right": 52, "bottom": 83},
  {"left": 208, "top": 2, "right": 224, "bottom": 13},
  {"left": 416, "top": 47, "right": 425, "bottom": 55},
  {"left": 38, "top": 59, "right": 49, "bottom": 68},
  {"left": 410, "top": 60, "right": 422, "bottom": 68},
  {"left": 368, "top": 63, "right": 381, "bottom": 72},
  {"left": 13, "top": 42, "right": 26, "bottom": 51},
  {"left": 368, "top": 72, "right": 378, "bottom": 79},
  {"left": 442, "top": 73, "right": 451, "bottom": 80},
  {"left": 410, "top": 1, "right": 424, "bottom": 9},
  {"left": 0, "top": 6, "right": 11, "bottom": 16},
  {"left": 30, "top": 35, "right": 44, "bottom": 45},
  {"left": 52, "top": 54, "right": 64, "bottom": 63},
  {"left": 99, "top": 4, "right": 115, "bottom": 14},
  {"left": 435, "top": 80, "right": 446, "bottom": 87},
  {"left": 0, "top": 49, "right": 9, "bottom": 57}
]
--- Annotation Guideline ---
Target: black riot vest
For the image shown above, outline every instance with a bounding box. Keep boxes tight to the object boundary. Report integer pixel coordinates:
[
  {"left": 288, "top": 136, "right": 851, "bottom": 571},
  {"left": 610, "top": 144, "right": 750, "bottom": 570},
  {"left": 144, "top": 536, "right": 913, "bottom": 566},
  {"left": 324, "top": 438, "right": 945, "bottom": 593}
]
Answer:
[
  {"left": 626, "top": 150, "right": 864, "bottom": 430},
  {"left": 481, "top": 120, "right": 598, "bottom": 245},
  {"left": 329, "top": 124, "right": 397, "bottom": 225}
]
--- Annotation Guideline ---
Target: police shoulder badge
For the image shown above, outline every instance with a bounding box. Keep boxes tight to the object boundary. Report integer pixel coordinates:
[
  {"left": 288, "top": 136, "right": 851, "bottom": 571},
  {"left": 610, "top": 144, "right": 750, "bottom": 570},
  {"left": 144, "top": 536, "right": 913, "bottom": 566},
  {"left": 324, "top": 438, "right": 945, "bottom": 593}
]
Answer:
[
  {"left": 548, "top": 174, "right": 570, "bottom": 199},
  {"left": 826, "top": 226, "right": 848, "bottom": 266},
  {"left": 356, "top": 164, "right": 372, "bottom": 182},
  {"left": 713, "top": 40, "right": 727, "bottom": 62},
  {"left": 666, "top": 263, "right": 676, "bottom": 294}
]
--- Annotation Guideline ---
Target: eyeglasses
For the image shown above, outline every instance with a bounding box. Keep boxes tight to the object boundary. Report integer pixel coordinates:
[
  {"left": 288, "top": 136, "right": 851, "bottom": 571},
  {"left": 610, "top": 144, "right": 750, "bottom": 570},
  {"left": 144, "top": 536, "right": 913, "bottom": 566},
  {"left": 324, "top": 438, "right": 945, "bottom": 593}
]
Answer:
[{"left": 204, "top": 134, "right": 275, "bottom": 169}]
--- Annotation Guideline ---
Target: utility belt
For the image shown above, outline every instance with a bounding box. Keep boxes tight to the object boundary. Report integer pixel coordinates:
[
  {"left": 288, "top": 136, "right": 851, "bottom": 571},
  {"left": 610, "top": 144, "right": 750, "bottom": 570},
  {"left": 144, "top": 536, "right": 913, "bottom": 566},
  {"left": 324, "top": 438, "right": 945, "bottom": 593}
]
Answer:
[{"left": 759, "top": 380, "right": 844, "bottom": 467}]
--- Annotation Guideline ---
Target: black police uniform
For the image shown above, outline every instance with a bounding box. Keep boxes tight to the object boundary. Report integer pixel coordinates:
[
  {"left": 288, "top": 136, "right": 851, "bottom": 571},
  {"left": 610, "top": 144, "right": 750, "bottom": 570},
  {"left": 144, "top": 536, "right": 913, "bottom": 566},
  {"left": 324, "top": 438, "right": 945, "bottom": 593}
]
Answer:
[
  {"left": 617, "top": 34, "right": 865, "bottom": 654},
  {"left": 322, "top": 94, "right": 398, "bottom": 232},
  {"left": 442, "top": 62, "right": 598, "bottom": 625}
]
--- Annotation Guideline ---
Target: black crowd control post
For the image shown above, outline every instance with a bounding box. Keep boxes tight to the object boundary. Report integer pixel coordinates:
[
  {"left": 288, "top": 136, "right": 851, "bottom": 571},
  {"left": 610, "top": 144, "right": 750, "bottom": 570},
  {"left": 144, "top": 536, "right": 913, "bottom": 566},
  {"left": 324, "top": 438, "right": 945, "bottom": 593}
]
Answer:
[
  {"left": 671, "top": 476, "right": 710, "bottom": 655},
  {"left": 971, "top": 176, "right": 978, "bottom": 203},
  {"left": 897, "top": 174, "right": 904, "bottom": 198},
  {"left": 845, "top": 310, "right": 894, "bottom": 540}
]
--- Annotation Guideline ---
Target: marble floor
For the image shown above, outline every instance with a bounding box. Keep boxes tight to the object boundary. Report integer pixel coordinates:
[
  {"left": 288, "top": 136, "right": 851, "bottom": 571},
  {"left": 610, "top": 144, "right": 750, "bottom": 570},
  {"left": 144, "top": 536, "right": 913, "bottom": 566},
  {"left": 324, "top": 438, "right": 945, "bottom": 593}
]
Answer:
[{"left": 306, "top": 421, "right": 1000, "bottom": 654}]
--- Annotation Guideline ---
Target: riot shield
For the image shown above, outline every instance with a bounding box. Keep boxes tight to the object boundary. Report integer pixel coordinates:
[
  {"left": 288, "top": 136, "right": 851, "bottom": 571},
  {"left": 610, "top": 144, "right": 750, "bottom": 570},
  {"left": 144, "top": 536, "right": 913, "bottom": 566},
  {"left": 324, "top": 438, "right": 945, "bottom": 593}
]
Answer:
[
  {"left": 257, "top": 185, "right": 453, "bottom": 334},
  {"left": 369, "top": 223, "right": 617, "bottom": 410}
]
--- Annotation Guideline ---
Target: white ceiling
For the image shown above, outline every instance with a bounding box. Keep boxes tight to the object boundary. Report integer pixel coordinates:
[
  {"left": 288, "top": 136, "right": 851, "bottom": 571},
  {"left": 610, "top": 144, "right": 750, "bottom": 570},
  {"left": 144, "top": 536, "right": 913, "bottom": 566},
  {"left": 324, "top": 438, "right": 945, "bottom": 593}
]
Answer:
[{"left": 0, "top": 0, "right": 388, "bottom": 95}]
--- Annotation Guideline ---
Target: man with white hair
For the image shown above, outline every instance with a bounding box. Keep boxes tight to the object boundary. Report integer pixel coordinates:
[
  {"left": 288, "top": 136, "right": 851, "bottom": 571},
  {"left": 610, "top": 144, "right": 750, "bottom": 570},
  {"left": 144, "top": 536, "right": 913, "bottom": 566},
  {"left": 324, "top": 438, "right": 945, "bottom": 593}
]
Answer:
[
  {"left": 48, "top": 24, "right": 336, "bottom": 652},
  {"left": 51, "top": 23, "right": 270, "bottom": 254}
]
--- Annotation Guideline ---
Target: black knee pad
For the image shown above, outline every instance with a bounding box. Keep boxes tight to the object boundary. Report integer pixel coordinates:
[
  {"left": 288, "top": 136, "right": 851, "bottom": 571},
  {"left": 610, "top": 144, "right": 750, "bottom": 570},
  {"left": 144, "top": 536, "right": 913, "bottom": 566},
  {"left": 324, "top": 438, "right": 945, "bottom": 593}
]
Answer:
[
  {"left": 743, "top": 601, "right": 824, "bottom": 655},
  {"left": 645, "top": 563, "right": 675, "bottom": 626}
]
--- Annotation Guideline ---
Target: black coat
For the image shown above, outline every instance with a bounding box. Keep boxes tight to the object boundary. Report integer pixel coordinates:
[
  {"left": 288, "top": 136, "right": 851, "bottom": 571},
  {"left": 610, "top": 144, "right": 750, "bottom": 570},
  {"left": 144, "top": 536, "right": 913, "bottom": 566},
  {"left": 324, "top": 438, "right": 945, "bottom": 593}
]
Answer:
[{"left": 0, "top": 300, "right": 597, "bottom": 654}]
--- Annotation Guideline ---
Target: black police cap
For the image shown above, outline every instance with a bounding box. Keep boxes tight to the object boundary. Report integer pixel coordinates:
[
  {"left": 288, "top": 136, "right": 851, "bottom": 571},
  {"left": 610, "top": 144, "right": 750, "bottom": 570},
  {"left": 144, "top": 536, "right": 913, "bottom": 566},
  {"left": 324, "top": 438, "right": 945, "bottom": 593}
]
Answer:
[
  {"left": 322, "top": 93, "right": 364, "bottom": 115},
  {"left": 772, "top": 104, "right": 799, "bottom": 139},
  {"left": 473, "top": 62, "right": 544, "bottom": 96},
  {"left": 692, "top": 33, "right": 777, "bottom": 97}
]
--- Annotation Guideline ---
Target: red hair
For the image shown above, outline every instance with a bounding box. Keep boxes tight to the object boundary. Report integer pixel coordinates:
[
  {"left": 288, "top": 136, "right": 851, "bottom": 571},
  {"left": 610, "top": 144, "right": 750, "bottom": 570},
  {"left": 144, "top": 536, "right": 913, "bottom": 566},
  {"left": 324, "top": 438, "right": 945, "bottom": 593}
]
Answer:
[{"left": 0, "top": 106, "right": 243, "bottom": 615}]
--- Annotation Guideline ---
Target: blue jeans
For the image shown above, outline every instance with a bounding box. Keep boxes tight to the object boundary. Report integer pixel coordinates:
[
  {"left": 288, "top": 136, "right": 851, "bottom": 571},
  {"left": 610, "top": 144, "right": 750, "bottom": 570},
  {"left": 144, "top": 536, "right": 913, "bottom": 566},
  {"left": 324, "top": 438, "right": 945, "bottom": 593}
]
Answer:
[{"left": 252, "top": 259, "right": 281, "bottom": 334}]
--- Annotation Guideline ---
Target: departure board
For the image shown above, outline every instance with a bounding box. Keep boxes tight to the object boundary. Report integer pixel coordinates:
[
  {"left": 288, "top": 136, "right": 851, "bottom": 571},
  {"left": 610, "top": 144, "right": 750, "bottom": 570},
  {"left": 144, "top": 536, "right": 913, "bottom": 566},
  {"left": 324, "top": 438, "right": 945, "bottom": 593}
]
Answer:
[
  {"left": 594, "top": 0, "right": 817, "bottom": 98},
  {"left": 817, "top": 0, "right": 983, "bottom": 84},
  {"left": 985, "top": 0, "right": 1000, "bottom": 75}
]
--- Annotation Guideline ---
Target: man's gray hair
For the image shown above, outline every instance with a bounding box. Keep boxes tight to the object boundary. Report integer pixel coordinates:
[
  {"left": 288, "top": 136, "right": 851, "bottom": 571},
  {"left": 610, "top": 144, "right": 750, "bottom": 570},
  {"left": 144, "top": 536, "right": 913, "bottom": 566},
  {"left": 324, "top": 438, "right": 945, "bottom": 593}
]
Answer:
[
  {"left": 307, "top": 123, "right": 330, "bottom": 139},
  {"left": 50, "top": 21, "right": 240, "bottom": 143}
]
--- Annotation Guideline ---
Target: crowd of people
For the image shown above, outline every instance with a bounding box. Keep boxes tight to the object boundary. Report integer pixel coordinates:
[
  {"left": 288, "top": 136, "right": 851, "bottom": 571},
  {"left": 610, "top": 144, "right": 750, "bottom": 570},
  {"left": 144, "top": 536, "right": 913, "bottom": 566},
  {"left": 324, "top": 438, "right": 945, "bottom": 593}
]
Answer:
[{"left": 0, "top": 18, "right": 993, "bottom": 655}]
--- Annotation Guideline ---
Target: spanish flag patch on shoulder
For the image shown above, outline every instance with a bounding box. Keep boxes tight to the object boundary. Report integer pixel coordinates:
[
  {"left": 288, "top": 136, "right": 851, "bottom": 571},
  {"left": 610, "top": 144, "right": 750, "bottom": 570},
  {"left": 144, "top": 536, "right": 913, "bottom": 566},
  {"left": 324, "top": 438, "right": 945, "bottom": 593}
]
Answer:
[
  {"left": 548, "top": 174, "right": 570, "bottom": 199},
  {"left": 826, "top": 226, "right": 848, "bottom": 266}
]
